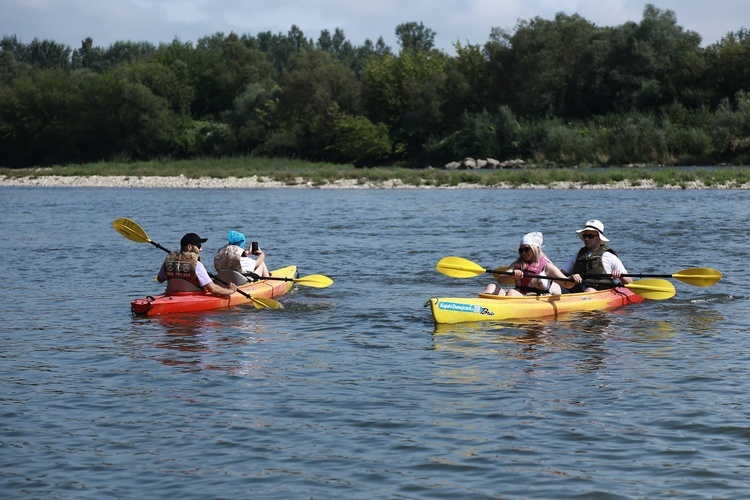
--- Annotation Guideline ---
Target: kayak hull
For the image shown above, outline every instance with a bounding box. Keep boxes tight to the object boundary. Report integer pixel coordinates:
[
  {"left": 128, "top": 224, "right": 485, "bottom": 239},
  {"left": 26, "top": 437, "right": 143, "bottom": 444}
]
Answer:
[
  {"left": 429, "top": 287, "right": 645, "bottom": 324},
  {"left": 131, "top": 265, "right": 297, "bottom": 316}
]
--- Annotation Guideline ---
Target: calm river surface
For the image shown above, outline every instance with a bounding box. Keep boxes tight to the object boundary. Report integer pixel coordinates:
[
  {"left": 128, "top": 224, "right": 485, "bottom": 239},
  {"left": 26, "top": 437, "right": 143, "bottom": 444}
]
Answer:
[{"left": 1, "top": 186, "right": 748, "bottom": 498}]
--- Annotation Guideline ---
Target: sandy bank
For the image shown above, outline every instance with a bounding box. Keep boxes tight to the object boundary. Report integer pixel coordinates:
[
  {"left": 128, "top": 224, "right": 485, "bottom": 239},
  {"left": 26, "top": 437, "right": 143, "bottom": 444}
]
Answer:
[{"left": 1, "top": 174, "right": 747, "bottom": 189}]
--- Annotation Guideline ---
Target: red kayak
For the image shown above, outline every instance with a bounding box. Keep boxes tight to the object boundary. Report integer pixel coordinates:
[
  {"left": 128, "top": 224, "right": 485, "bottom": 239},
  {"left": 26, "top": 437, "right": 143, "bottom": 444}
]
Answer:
[{"left": 131, "top": 265, "right": 297, "bottom": 316}]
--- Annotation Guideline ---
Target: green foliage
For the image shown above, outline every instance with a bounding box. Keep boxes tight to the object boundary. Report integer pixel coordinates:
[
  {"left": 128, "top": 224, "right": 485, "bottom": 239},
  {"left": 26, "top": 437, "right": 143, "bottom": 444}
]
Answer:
[
  {"left": 712, "top": 91, "right": 750, "bottom": 160},
  {"left": 327, "top": 114, "right": 392, "bottom": 166},
  {"left": 2, "top": 5, "right": 750, "bottom": 169},
  {"left": 362, "top": 49, "right": 448, "bottom": 158},
  {"left": 395, "top": 22, "right": 436, "bottom": 52}
]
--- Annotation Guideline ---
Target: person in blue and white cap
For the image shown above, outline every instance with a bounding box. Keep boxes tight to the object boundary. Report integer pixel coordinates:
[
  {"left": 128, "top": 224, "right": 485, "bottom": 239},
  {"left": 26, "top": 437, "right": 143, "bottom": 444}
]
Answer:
[
  {"left": 481, "top": 231, "right": 568, "bottom": 296},
  {"left": 560, "top": 219, "right": 633, "bottom": 292},
  {"left": 214, "top": 230, "right": 270, "bottom": 279}
]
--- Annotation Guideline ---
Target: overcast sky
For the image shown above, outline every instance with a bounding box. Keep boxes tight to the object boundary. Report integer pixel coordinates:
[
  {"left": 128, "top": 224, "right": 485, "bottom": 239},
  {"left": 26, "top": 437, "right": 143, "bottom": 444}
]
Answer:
[{"left": 3, "top": 0, "right": 746, "bottom": 53}]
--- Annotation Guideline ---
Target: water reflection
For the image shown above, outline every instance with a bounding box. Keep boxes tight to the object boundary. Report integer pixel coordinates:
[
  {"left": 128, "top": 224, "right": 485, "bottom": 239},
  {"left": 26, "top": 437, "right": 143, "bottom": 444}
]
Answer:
[
  {"left": 140, "top": 313, "right": 270, "bottom": 374},
  {"left": 431, "top": 310, "right": 682, "bottom": 376}
]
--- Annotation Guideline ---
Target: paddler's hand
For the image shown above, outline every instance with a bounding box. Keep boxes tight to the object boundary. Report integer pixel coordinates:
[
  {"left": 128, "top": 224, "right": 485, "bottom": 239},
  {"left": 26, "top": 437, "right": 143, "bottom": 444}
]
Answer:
[
  {"left": 511, "top": 270, "right": 524, "bottom": 279},
  {"left": 230, "top": 283, "right": 238, "bottom": 294},
  {"left": 570, "top": 273, "right": 583, "bottom": 284}
]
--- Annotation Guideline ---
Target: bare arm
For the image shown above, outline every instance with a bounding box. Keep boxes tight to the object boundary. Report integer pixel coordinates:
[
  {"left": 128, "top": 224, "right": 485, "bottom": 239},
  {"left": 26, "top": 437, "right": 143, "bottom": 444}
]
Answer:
[
  {"left": 611, "top": 269, "right": 633, "bottom": 284},
  {"left": 205, "top": 281, "right": 237, "bottom": 297},
  {"left": 547, "top": 262, "right": 577, "bottom": 289},
  {"left": 253, "top": 247, "right": 266, "bottom": 267}
]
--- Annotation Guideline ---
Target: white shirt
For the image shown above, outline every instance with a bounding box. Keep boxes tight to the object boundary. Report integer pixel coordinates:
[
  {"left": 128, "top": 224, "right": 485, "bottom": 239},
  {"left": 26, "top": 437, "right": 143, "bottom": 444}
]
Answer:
[{"left": 239, "top": 256, "right": 257, "bottom": 274}]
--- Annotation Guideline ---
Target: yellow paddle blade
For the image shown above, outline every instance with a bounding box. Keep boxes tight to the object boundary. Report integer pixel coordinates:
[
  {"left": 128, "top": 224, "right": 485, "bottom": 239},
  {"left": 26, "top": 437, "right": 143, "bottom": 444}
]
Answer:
[
  {"left": 113, "top": 218, "right": 151, "bottom": 244},
  {"left": 250, "top": 296, "right": 283, "bottom": 309},
  {"left": 672, "top": 268, "right": 722, "bottom": 287},
  {"left": 625, "top": 279, "right": 675, "bottom": 300},
  {"left": 436, "top": 256, "right": 487, "bottom": 278},
  {"left": 295, "top": 274, "right": 333, "bottom": 288},
  {"left": 493, "top": 266, "right": 515, "bottom": 285}
]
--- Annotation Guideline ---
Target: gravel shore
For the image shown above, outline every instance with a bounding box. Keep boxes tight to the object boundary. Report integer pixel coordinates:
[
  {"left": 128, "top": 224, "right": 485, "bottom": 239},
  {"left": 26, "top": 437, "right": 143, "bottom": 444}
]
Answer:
[{"left": 1, "top": 174, "right": 747, "bottom": 189}]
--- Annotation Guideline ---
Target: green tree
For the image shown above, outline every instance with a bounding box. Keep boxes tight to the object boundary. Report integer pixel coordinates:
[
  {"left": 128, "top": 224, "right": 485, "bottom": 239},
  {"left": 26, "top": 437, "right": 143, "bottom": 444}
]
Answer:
[
  {"left": 257, "top": 25, "right": 314, "bottom": 72},
  {"left": 712, "top": 91, "right": 750, "bottom": 161},
  {"left": 395, "top": 22, "right": 436, "bottom": 52},
  {"left": 327, "top": 113, "right": 392, "bottom": 165},
  {"left": 262, "top": 50, "right": 362, "bottom": 159},
  {"left": 71, "top": 37, "right": 105, "bottom": 71},
  {"left": 0, "top": 69, "right": 79, "bottom": 165},
  {"left": 362, "top": 49, "right": 448, "bottom": 159},
  {"left": 600, "top": 5, "right": 707, "bottom": 111},
  {"left": 1, "top": 36, "right": 71, "bottom": 69},
  {"left": 487, "top": 13, "right": 599, "bottom": 117},
  {"left": 190, "top": 32, "right": 275, "bottom": 119},
  {"left": 706, "top": 29, "right": 750, "bottom": 107}
]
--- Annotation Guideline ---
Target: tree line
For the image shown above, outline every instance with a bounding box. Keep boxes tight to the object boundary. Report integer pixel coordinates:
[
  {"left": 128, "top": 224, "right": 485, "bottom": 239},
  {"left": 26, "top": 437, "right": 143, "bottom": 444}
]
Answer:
[{"left": 1, "top": 4, "right": 750, "bottom": 169}]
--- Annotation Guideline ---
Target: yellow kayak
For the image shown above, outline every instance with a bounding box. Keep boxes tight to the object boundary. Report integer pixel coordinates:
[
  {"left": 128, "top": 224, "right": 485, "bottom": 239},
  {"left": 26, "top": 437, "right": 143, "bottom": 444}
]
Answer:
[{"left": 429, "top": 287, "right": 645, "bottom": 324}]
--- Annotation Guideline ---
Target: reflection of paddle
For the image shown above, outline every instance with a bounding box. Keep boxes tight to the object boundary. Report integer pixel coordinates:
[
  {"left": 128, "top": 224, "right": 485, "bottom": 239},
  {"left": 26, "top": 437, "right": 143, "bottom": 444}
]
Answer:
[
  {"left": 436, "top": 256, "right": 676, "bottom": 300},
  {"left": 113, "top": 218, "right": 281, "bottom": 309},
  {"left": 243, "top": 271, "right": 333, "bottom": 288}
]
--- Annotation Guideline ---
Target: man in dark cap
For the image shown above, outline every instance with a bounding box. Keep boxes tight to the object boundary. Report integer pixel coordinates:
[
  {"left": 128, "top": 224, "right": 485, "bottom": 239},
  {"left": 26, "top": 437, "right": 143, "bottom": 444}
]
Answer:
[{"left": 156, "top": 233, "right": 238, "bottom": 296}]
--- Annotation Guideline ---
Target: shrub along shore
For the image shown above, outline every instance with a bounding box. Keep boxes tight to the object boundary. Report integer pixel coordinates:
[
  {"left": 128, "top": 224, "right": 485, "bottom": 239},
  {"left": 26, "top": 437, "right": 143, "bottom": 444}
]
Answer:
[{"left": 1, "top": 158, "right": 749, "bottom": 189}]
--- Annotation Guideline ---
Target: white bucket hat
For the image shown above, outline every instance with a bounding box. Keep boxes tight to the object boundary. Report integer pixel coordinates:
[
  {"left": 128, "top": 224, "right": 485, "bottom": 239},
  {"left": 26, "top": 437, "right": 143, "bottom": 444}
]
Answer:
[
  {"left": 576, "top": 219, "right": 610, "bottom": 242},
  {"left": 520, "top": 231, "right": 544, "bottom": 248}
]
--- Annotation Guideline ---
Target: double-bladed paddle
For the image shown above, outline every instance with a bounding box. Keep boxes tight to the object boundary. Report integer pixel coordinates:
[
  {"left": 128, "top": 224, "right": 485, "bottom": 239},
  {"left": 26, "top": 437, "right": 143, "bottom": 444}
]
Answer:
[
  {"left": 436, "top": 256, "right": 677, "bottom": 300},
  {"left": 571, "top": 268, "right": 721, "bottom": 287},
  {"left": 113, "top": 218, "right": 282, "bottom": 309},
  {"left": 243, "top": 271, "right": 333, "bottom": 288}
]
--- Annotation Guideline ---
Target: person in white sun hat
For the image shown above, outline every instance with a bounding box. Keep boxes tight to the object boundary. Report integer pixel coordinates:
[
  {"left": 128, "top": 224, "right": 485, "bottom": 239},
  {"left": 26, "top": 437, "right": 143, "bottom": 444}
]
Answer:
[
  {"left": 481, "top": 231, "right": 568, "bottom": 296},
  {"left": 560, "top": 219, "right": 633, "bottom": 293}
]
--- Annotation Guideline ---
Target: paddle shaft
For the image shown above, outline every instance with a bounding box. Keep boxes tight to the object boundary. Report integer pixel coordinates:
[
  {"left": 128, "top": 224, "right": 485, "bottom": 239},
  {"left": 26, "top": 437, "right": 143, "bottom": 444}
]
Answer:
[
  {"left": 582, "top": 273, "right": 675, "bottom": 279},
  {"left": 241, "top": 271, "right": 332, "bottom": 288},
  {"left": 492, "top": 268, "right": 673, "bottom": 298},
  {"left": 489, "top": 268, "right": 582, "bottom": 285}
]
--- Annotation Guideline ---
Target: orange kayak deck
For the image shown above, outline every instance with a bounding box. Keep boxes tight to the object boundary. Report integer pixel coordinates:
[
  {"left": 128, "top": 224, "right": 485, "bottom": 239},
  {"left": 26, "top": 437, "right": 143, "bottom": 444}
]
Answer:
[
  {"left": 131, "top": 265, "right": 297, "bottom": 316},
  {"left": 429, "top": 287, "right": 645, "bottom": 324}
]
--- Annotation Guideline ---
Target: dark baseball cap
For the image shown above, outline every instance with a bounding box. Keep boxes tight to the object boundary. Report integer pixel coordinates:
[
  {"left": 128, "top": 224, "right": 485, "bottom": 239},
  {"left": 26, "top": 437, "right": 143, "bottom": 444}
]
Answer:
[{"left": 180, "top": 233, "right": 208, "bottom": 247}]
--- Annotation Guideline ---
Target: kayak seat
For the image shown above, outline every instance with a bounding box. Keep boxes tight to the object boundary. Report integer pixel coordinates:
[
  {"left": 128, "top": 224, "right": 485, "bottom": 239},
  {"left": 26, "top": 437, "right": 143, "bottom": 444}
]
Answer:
[
  {"left": 165, "top": 279, "right": 202, "bottom": 292},
  {"left": 216, "top": 269, "right": 249, "bottom": 286}
]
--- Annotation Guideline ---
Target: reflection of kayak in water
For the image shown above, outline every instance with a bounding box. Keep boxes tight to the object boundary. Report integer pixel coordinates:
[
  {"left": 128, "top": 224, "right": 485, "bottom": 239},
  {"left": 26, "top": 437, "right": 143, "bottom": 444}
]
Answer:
[
  {"left": 131, "top": 266, "right": 297, "bottom": 316},
  {"left": 428, "top": 287, "right": 645, "bottom": 324}
]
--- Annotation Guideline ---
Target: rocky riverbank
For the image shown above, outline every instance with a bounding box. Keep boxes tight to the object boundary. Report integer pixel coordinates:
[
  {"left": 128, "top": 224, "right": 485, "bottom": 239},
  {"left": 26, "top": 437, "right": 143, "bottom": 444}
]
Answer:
[{"left": 1, "top": 174, "right": 748, "bottom": 189}]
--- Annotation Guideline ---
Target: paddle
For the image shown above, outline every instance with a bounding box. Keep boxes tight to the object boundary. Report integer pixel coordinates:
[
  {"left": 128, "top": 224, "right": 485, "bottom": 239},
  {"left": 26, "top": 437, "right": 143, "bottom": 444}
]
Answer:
[
  {"left": 243, "top": 271, "right": 333, "bottom": 288},
  {"left": 574, "top": 268, "right": 721, "bottom": 287},
  {"left": 436, "top": 256, "right": 676, "bottom": 300},
  {"left": 113, "top": 218, "right": 281, "bottom": 309}
]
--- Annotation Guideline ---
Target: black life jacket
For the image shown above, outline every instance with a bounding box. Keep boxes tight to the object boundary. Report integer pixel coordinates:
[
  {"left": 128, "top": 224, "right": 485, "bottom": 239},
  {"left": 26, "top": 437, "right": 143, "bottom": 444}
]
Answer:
[{"left": 573, "top": 245, "right": 617, "bottom": 291}]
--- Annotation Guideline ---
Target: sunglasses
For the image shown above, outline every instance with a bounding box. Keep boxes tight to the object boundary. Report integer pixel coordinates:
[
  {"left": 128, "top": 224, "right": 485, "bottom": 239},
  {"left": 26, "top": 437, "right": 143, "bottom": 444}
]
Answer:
[
  {"left": 518, "top": 246, "right": 533, "bottom": 254},
  {"left": 581, "top": 233, "right": 599, "bottom": 239}
]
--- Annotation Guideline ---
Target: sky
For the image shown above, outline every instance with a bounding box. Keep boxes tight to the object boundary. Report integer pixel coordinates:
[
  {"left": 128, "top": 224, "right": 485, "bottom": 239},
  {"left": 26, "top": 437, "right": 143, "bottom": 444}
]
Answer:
[{"left": 3, "top": 0, "right": 747, "bottom": 53}]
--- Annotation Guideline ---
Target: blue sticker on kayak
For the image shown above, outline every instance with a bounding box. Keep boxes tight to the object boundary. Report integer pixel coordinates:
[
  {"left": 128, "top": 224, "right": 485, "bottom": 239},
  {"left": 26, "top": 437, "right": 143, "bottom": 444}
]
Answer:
[{"left": 438, "top": 301, "right": 494, "bottom": 316}]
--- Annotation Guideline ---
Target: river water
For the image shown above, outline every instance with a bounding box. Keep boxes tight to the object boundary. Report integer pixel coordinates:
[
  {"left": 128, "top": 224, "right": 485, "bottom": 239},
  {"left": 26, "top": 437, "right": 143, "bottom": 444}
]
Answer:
[{"left": 1, "top": 186, "right": 748, "bottom": 498}]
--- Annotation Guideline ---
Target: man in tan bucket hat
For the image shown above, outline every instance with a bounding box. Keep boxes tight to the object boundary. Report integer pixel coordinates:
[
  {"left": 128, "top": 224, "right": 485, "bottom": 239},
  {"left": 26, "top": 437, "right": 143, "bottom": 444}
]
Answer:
[{"left": 560, "top": 220, "right": 633, "bottom": 292}]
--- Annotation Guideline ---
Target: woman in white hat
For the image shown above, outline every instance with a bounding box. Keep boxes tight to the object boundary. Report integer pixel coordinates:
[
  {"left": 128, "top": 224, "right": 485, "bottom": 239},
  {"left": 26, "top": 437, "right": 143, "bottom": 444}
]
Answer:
[
  {"left": 481, "top": 232, "right": 567, "bottom": 296},
  {"left": 560, "top": 219, "right": 632, "bottom": 292}
]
